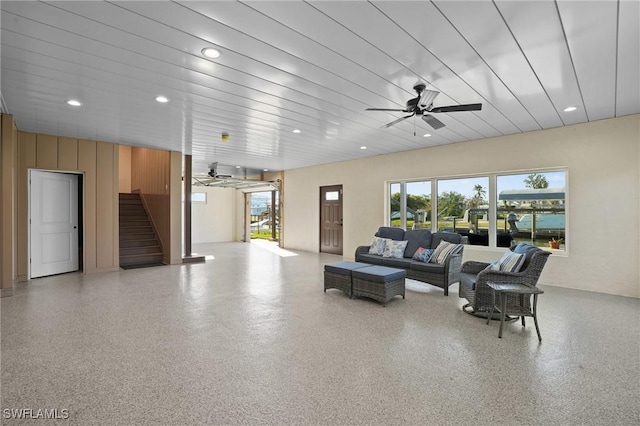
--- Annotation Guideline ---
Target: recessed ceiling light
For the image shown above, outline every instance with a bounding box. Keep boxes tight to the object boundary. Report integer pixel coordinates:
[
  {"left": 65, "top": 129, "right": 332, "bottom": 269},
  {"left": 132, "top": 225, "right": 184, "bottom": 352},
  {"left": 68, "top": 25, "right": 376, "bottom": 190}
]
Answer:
[
  {"left": 155, "top": 96, "right": 169, "bottom": 103},
  {"left": 360, "top": 146, "right": 367, "bottom": 150},
  {"left": 423, "top": 133, "right": 432, "bottom": 137},
  {"left": 201, "top": 47, "right": 221, "bottom": 59},
  {"left": 292, "top": 129, "right": 301, "bottom": 133},
  {"left": 563, "top": 106, "right": 577, "bottom": 112},
  {"left": 66, "top": 99, "right": 82, "bottom": 107}
]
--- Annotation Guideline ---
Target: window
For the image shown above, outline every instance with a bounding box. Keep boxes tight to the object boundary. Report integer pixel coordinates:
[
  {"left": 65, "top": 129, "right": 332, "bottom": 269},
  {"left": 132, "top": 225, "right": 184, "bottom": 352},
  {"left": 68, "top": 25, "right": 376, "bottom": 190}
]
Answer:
[
  {"left": 437, "top": 177, "right": 489, "bottom": 246},
  {"left": 388, "top": 169, "right": 567, "bottom": 250},
  {"left": 191, "top": 192, "right": 206, "bottom": 203},
  {"left": 497, "top": 171, "right": 566, "bottom": 251},
  {"left": 325, "top": 191, "right": 339, "bottom": 201},
  {"left": 389, "top": 181, "right": 431, "bottom": 229}
]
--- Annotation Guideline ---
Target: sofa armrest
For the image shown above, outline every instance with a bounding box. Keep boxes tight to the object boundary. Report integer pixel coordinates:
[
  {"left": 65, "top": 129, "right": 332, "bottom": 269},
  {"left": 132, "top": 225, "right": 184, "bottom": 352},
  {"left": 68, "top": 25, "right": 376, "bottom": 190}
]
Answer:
[
  {"left": 355, "top": 245, "right": 371, "bottom": 257},
  {"left": 441, "top": 252, "right": 463, "bottom": 278}
]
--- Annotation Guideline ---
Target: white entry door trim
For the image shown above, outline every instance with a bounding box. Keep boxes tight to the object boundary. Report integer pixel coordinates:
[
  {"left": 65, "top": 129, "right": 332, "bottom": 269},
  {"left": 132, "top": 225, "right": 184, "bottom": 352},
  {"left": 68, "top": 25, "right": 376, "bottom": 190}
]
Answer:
[{"left": 29, "top": 170, "right": 80, "bottom": 278}]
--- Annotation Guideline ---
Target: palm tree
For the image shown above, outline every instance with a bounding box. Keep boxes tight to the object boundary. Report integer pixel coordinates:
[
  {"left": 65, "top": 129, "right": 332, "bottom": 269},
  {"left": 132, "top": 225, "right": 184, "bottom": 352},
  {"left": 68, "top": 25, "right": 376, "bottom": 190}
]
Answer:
[{"left": 524, "top": 173, "right": 549, "bottom": 189}]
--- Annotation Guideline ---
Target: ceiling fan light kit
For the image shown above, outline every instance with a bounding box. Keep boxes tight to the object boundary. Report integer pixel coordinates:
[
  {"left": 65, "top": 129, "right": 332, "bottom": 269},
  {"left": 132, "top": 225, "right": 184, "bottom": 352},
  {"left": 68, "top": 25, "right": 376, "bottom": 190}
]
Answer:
[{"left": 366, "top": 81, "right": 482, "bottom": 131}]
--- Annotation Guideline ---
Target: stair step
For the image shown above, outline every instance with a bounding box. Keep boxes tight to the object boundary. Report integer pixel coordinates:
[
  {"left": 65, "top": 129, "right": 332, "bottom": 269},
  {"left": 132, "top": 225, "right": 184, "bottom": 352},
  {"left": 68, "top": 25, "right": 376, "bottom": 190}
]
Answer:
[
  {"left": 119, "top": 193, "right": 163, "bottom": 268},
  {"left": 119, "top": 193, "right": 141, "bottom": 199},
  {"left": 120, "top": 245, "right": 162, "bottom": 256},
  {"left": 120, "top": 253, "right": 164, "bottom": 266},
  {"left": 120, "top": 232, "right": 156, "bottom": 241},
  {"left": 119, "top": 199, "right": 143, "bottom": 205},
  {"left": 119, "top": 225, "right": 153, "bottom": 233},
  {"left": 119, "top": 220, "right": 152, "bottom": 226},
  {"left": 120, "top": 239, "right": 159, "bottom": 248}
]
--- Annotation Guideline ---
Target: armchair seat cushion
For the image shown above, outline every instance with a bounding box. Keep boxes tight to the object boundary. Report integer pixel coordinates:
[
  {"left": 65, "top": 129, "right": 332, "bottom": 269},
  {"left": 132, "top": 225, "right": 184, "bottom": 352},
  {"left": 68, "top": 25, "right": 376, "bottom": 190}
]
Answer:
[{"left": 459, "top": 272, "right": 477, "bottom": 291}]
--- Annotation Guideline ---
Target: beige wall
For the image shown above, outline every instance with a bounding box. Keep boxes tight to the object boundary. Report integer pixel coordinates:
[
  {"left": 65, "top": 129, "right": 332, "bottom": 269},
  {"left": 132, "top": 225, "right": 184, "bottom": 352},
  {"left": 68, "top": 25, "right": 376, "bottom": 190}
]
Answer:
[
  {"left": 1, "top": 115, "right": 18, "bottom": 295},
  {"left": 283, "top": 115, "right": 640, "bottom": 298},
  {"left": 191, "top": 186, "right": 236, "bottom": 244},
  {"left": 14, "top": 131, "right": 120, "bottom": 279}
]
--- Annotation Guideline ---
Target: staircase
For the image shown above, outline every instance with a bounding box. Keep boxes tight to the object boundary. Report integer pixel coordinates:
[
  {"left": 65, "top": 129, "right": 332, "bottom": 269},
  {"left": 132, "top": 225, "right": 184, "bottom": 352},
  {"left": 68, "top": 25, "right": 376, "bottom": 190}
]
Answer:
[{"left": 119, "top": 193, "right": 164, "bottom": 268}]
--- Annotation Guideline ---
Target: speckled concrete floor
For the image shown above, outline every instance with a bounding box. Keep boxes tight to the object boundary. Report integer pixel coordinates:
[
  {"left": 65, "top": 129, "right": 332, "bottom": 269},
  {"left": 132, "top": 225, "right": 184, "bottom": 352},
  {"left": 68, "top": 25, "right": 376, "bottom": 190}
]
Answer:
[{"left": 1, "top": 241, "right": 639, "bottom": 425}]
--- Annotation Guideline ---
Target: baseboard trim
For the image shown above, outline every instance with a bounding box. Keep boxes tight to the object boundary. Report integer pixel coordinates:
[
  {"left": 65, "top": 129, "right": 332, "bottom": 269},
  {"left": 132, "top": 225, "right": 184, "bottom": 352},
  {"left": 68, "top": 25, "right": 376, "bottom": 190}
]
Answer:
[{"left": 1, "top": 287, "right": 15, "bottom": 298}]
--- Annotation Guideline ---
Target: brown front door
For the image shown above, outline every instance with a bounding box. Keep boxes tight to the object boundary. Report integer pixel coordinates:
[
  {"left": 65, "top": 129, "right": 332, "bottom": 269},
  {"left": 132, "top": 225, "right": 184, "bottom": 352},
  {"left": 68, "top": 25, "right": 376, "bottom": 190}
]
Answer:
[{"left": 320, "top": 185, "right": 343, "bottom": 255}]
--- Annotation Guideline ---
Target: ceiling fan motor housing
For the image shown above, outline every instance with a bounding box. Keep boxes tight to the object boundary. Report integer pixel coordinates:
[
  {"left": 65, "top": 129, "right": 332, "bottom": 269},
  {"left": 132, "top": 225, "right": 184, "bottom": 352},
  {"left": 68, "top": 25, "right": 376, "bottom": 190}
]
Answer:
[{"left": 413, "top": 81, "right": 426, "bottom": 93}]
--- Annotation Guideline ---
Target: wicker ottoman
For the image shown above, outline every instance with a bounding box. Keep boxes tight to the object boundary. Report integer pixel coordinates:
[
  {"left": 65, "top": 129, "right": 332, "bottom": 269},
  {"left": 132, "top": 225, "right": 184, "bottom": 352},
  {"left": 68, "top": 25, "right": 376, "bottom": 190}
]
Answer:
[
  {"left": 351, "top": 265, "right": 406, "bottom": 306},
  {"left": 324, "top": 261, "right": 372, "bottom": 297}
]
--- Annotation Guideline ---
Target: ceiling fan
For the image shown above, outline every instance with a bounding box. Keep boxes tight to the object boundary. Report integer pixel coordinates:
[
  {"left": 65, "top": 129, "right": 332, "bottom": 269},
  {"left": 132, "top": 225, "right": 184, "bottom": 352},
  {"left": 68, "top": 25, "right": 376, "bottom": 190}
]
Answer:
[{"left": 366, "top": 81, "right": 482, "bottom": 130}]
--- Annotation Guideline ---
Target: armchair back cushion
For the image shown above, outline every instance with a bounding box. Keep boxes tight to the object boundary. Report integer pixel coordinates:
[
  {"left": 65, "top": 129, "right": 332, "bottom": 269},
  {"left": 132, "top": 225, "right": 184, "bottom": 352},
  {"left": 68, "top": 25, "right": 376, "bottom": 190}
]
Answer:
[
  {"left": 512, "top": 242, "right": 539, "bottom": 270},
  {"left": 403, "top": 229, "right": 432, "bottom": 258},
  {"left": 376, "top": 226, "right": 405, "bottom": 241}
]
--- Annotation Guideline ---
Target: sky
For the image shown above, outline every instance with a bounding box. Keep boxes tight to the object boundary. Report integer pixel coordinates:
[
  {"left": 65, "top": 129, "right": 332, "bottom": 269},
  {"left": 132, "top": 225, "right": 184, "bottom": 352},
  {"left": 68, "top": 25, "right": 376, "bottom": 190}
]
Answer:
[{"left": 400, "top": 171, "right": 566, "bottom": 199}]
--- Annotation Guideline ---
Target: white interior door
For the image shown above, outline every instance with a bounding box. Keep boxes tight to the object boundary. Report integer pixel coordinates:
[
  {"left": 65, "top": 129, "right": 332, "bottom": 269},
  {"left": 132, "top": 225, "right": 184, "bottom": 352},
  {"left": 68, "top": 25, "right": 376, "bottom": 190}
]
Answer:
[{"left": 30, "top": 170, "right": 79, "bottom": 278}]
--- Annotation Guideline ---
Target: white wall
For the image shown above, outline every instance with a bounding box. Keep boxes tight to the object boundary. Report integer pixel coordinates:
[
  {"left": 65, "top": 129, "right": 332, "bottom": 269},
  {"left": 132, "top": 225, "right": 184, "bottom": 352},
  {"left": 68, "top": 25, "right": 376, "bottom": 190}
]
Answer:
[
  {"left": 283, "top": 115, "right": 640, "bottom": 298},
  {"left": 191, "top": 186, "right": 236, "bottom": 244}
]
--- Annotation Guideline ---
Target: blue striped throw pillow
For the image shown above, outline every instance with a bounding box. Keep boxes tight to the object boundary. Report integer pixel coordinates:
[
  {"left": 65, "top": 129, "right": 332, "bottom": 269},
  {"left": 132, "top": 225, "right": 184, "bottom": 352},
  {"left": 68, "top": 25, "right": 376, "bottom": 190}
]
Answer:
[{"left": 488, "top": 251, "right": 525, "bottom": 272}]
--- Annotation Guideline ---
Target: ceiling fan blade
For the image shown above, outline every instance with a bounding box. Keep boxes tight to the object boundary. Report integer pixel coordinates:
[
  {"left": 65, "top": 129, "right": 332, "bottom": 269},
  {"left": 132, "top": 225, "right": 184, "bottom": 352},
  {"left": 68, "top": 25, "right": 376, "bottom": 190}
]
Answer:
[
  {"left": 382, "top": 114, "right": 414, "bottom": 128},
  {"left": 366, "top": 108, "right": 407, "bottom": 112},
  {"left": 418, "top": 89, "right": 440, "bottom": 107},
  {"left": 422, "top": 114, "right": 446, "bottom": 130},
  {"left": 430, "top": 103, "right": 482, "bottom": 113}
]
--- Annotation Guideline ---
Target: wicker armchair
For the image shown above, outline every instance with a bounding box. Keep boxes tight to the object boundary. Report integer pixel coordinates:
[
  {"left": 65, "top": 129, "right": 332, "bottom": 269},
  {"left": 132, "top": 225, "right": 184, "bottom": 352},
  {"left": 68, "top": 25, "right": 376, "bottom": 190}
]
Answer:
[{"left": 458, "top": 243, "right": 551, "bottom": 317}]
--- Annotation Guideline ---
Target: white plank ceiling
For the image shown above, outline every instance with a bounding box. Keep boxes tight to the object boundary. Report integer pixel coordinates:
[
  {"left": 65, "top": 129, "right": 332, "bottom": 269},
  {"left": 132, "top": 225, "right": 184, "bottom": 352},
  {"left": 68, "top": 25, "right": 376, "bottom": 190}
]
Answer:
[{"left": 1, "top": 1, "right": 638, "bottom": 176}]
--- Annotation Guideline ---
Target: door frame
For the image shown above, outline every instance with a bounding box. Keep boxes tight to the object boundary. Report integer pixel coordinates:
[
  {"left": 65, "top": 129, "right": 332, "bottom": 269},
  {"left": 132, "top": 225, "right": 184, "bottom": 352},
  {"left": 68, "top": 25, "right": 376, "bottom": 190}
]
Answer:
[{"left": 28, "top": 169, "right": 84, "bottom": 279}]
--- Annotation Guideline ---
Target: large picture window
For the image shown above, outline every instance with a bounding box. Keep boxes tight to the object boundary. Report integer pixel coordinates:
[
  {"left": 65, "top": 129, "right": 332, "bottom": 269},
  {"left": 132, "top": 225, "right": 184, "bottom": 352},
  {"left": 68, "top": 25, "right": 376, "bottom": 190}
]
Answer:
[
  {"left": 497, "top": 171, "right": 566, "bottom": 251},
  {"left": 388, "top": 169, "right": 567, "bottom": 251}
]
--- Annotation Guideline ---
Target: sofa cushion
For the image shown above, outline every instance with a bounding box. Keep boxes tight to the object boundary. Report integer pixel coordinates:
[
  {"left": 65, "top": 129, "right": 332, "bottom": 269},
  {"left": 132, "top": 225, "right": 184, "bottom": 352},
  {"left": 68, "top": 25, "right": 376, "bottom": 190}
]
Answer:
[
  {"left": 368, "top": 236, "right": 390, "bottom": 255},
  {"left": 409, "top": 261, "right": 445, "bottom": 273},
  {"left": 403, "top": 229, "right": 432, "bottom": 258},
  {"left": 431, "top": 231, "right": 463, "bottom": 249},
  {"left": 376, "top": 226, "right": 405, "bottom": 241},
  {"left": 381, "top": 257, "right": 413, "bottom": 269},
  {"left": 355, "top": 253, "right": 385, "bottom": 265},
  {"left": 382, "top": 240, "right": 408, "bottom": 258},
  {"left": 429, "top": 240, "right": 464, "bottom": 265},
  {"left": 412, "top": 247, "right": 435, "bottom": 263}
]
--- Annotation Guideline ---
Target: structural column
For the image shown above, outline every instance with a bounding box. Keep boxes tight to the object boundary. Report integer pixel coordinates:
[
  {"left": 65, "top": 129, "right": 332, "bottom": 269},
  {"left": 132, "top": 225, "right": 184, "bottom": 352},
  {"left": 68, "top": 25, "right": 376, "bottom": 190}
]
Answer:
[{"left": 182, "top": 154, "right": 204, "bottom": 264}]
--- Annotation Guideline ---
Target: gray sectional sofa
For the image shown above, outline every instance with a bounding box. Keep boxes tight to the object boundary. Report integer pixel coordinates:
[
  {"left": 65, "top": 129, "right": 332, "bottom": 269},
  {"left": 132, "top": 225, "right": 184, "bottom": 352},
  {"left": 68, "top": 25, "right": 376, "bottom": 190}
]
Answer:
[{"left": 355, "top": 227, "right": 467, "bottom": 296}]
